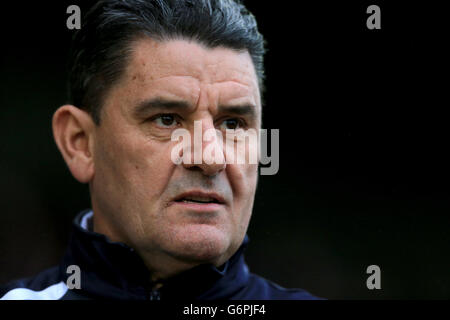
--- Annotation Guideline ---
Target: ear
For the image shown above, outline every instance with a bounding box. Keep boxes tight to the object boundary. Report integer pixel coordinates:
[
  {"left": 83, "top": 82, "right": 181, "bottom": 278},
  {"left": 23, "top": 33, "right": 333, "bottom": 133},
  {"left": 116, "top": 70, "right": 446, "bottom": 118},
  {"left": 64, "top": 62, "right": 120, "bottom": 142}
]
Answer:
[{"left": 52, "top": 105, "right": 95, "bottom": 183}]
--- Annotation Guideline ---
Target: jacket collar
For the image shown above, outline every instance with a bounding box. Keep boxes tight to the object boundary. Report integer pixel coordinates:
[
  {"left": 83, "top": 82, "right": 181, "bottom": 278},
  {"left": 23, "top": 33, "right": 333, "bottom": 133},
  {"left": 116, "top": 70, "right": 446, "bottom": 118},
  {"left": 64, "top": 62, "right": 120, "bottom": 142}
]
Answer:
[{"left": 59, "top": 210, "right": 250, "bottom": 300}]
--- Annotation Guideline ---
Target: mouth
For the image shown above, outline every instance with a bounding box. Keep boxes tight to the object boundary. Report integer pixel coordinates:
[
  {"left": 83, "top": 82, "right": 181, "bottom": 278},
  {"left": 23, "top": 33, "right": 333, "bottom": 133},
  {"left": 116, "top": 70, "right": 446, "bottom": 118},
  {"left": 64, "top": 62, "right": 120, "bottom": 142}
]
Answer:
[{"left": 172, "top": 191, "right": 226, "bottom": 206}]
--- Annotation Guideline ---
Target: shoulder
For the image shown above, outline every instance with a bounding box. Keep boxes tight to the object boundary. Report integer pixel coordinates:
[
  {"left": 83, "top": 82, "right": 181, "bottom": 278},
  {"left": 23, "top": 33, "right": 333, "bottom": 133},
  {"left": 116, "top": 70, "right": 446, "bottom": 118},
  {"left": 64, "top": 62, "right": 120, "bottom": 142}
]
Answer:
[
  {"left": 238, "top": 273, "right": 325, "bottom": 300},
  {"left": 0, "top": 266, "right": 68, "bottom": 300}
]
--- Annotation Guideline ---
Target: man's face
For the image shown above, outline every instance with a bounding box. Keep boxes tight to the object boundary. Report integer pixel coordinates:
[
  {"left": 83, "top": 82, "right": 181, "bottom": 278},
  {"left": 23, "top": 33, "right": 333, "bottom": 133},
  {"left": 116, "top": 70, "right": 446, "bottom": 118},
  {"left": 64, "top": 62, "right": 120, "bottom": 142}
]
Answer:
[{"left": 90, "top": 38, "right": 261, "bottom": 267}]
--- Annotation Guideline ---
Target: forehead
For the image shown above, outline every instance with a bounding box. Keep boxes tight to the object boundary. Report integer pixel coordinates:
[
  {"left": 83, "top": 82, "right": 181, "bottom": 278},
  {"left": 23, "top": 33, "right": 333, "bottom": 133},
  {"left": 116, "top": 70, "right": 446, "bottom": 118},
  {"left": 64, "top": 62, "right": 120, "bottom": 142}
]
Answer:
[{"left": 120, "top": 38, "right": 260, "bottom": 106}]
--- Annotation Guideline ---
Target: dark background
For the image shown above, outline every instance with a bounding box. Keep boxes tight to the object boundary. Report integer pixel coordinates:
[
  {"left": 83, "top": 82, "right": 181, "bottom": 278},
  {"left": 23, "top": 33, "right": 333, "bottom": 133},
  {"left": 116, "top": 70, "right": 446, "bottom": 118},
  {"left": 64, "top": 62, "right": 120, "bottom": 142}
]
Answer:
[{"left": 1, "top": 1, "right": 449, "bottom": 299}]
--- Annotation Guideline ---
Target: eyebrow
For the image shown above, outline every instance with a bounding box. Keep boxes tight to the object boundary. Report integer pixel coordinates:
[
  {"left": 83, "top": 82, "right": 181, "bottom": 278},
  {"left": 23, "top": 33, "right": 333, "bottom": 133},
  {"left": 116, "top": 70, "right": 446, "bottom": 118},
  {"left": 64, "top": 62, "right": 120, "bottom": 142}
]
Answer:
[
  {"left": 133, "top": 98, "right": 193, "bottom": 118},
  {"left": 133, "top": 97, "right": 257, "bottom": 119},
  {"left": 217, "top": 104, "right": 256, "bottom": 118}
]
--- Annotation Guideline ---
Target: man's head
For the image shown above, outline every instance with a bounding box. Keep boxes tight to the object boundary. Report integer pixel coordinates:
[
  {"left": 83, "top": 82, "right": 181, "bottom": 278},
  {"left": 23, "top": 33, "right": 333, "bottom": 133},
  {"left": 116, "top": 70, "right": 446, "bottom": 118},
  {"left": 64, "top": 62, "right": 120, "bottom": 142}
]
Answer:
[{"left": 53, "top": 0, "right": 265, "bottom": 280}]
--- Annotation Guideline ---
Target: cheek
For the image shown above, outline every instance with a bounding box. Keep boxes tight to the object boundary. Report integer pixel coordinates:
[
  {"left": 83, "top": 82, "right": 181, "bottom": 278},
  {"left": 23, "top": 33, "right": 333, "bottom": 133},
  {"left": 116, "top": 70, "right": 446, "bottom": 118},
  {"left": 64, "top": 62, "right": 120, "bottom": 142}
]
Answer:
[
  {"left": 125, "top": 140, "right": 177, "bottom": 200},
  {"left": 243, "top": 165, "right": 258, "bottom": 205},
  {"left": 95, "top": 130, "right": 175, "bottom": 201},
  {"left": 227, "top": 163, "right": 258, "bottom": 209},
  {"left": 230, "top": 164, "right": 257, "bottom": 237}
]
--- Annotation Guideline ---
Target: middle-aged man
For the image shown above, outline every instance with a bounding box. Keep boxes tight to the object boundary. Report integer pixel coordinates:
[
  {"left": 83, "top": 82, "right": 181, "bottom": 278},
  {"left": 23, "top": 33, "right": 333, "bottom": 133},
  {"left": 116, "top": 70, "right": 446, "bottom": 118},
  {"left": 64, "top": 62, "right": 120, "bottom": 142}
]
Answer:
[{"left": 1, "top": 0, "right": 321, "bottom": 300}]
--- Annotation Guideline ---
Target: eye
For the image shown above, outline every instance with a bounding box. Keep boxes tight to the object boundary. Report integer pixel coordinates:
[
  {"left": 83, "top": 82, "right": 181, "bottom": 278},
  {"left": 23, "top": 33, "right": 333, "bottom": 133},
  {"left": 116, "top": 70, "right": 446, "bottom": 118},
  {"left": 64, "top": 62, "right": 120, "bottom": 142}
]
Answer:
[
  {"left": 153, "top": 114, "right": 179, "bottom": 128},
  {"left": 219, "top": 118, "right": 245, "bottom": 130}
]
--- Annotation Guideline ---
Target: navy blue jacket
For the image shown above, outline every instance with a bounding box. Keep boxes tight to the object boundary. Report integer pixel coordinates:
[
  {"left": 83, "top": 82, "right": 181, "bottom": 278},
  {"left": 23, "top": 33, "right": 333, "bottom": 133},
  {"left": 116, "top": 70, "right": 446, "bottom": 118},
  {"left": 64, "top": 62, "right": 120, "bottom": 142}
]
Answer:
[{"left": 1, "top": 210, "right": 321, "bottom": 300}]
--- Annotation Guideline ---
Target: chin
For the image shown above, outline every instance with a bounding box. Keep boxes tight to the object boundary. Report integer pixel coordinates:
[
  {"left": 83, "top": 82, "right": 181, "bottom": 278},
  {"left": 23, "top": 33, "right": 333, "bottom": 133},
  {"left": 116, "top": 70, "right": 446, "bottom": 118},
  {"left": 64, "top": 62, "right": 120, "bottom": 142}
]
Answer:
[{"left": 168, "top": 224, "right": 232, "bottom": 263}]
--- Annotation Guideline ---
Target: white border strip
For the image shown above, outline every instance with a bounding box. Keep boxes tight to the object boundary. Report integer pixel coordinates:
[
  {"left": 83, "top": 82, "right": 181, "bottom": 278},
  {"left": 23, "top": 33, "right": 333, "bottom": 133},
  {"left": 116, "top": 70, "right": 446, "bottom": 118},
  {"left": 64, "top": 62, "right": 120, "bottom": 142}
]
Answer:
[
  {"left": 80, "top": 210, "right": 94, "bottom": 231},
  {"left": 1, "top": 281, "right": 68, "bottom": 300}
]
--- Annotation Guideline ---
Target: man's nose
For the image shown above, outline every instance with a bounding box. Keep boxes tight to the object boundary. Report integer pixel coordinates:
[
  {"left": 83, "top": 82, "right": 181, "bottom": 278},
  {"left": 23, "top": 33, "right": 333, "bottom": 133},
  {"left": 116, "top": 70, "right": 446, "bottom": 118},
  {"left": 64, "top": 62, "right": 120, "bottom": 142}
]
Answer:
[{"left": 181, "top": 120, "right": 226, "bottom": 176}]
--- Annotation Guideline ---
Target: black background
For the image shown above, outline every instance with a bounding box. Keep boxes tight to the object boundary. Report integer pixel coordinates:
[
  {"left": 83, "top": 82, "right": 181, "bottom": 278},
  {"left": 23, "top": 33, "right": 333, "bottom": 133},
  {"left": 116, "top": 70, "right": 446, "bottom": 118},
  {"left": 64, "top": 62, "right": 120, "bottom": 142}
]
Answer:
[{"left": 1, "top": 1, "right": 449, "bottom": 299}]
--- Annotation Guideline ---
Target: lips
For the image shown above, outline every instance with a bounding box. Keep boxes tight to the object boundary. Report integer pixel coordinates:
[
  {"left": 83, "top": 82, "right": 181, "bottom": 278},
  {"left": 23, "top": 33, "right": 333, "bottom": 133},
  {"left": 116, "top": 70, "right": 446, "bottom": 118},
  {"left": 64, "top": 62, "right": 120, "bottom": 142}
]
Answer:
[{"left": 173, "top": 191, "right": 225, "bottom": 205}]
